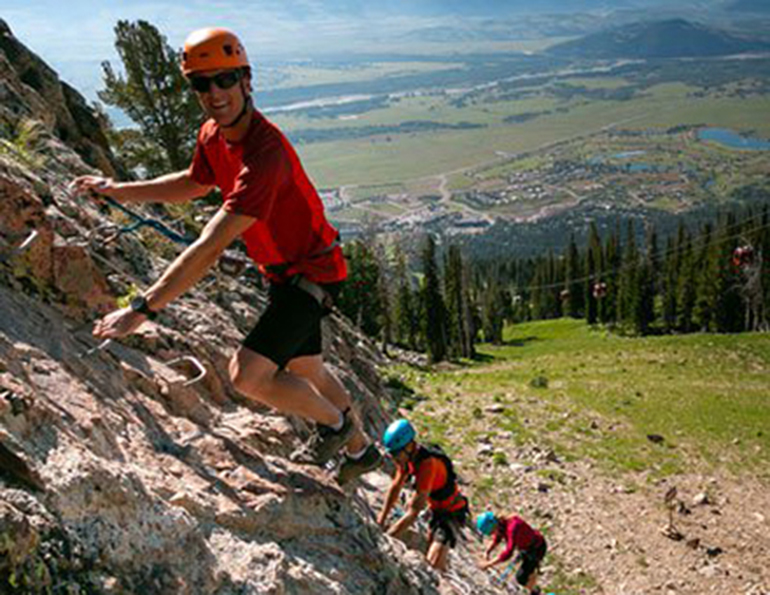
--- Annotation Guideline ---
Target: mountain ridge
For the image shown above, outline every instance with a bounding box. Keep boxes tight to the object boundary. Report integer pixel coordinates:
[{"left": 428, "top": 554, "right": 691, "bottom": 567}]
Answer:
[{"left": 549, "top": 18, "right": 770, "bottom": 58}]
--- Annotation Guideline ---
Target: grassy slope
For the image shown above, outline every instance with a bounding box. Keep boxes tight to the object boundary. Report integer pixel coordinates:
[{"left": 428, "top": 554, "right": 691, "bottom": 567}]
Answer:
[{"left": 393, "top": 319, "right": 770, "bottom": 482}]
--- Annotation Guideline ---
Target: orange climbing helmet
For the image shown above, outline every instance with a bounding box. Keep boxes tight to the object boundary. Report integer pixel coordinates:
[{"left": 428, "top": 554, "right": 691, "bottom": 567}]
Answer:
[{"left": 181, "top": 28, "right": 249, "bottom": 75}]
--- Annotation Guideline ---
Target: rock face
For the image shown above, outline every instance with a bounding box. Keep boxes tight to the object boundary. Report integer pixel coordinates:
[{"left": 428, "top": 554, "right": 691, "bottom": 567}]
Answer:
[
  {"left": 0, "top": 153, "right": 443, "bottom": 593},
  {"left": 0, "top": 25, "right": 497, "bottom": 595},
  {"left": 0, "top": 19, "right": 121, "bottom": 178}
]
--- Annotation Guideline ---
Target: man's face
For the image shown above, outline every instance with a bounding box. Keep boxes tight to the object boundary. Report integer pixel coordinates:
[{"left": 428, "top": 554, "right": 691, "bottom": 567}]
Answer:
[
  {"left": 392, "top": 444, "right": 412, "bottom": 466},
  {"left": 189, "top": 69, "right": 248, "bottom": 126}
]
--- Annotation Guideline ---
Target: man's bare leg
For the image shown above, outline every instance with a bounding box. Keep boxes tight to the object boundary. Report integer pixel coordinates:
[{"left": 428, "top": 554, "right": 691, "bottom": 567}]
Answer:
[
  {"left": 229, "top": 348, "right": 342, "bottom": 426},
  {"left": 427, "top": 540, "right": 450, "bottom": 572},
  {"left": 287, "top": 354, "right": 368, "bottom": 453}
]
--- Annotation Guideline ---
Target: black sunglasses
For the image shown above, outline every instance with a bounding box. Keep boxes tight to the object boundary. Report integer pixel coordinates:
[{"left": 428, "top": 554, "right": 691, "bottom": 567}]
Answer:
[{"left": 189, "top": 70, "right": 241, "bottom": 93}]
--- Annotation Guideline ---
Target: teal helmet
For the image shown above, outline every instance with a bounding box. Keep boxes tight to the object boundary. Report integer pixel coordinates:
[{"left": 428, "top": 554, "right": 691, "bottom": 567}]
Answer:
[
  {"left": 477, "top": 511, "right": 498, "bottom": 536},
  {"left": 383, "top": 419, "right": 416, "bottom": 454}
]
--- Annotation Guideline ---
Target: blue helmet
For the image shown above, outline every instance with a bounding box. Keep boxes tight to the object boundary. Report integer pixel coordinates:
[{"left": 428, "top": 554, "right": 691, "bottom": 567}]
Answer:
[
  {"left": 477, "top": 511, "right": 498, "bottom": 536},
  {"left": 383, "top": 419, "right": 416, "bottom": 454}
]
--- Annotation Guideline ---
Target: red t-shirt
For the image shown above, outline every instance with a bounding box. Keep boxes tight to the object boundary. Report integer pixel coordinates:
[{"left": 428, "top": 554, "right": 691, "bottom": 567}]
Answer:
[
  {"left": 490, "top": 515, "right": 544, "bottom": 563},
  {"left": 189, "top": 111, "right": 347, "bottom": 284}
]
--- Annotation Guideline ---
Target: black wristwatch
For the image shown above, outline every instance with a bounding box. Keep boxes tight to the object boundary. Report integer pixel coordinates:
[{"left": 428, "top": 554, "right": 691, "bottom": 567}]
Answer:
[{"left": 129, "top": 295, "right": 158, "bottom": 320}]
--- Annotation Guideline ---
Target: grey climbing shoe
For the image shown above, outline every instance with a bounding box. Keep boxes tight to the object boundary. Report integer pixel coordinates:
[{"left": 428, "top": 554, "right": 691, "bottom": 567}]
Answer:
[
  {"left": 335, "top": 443, "right": 383, "bottom": 485},
  {"left": 291, "top": 409, "right": 355, "bottom": 466}
]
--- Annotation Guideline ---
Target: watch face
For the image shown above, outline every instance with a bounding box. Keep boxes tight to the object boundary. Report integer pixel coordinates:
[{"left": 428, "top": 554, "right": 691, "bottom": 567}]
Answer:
[
  {"left": 130, "top": 296, "right": 154, "bottom": 318},
  {"left": 130, "top": 296, "right": 147, "bottom": 312}
]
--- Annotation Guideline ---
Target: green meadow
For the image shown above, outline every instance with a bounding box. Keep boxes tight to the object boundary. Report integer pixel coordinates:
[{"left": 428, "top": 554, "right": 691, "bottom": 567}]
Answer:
[
  {"left": 391, "top": 319, "right": 770, "bottom": 481},
  {"left": 286, "top": 83, "right": 770, "bottom": 189}
]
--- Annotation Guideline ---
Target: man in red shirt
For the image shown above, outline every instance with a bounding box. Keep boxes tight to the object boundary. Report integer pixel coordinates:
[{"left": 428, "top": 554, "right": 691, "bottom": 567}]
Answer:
[
  {"left": 476, "top": 511, "right": 548, "bottom": 594},
  {"left": 378, "top": 419, "right": 470, "bottom": 572},
  {"left": 71, "top": 27, "right": 381, "bottom": 483}
]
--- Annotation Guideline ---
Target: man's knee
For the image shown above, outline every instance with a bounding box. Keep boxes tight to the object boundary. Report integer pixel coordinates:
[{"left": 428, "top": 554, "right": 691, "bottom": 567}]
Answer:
[{"left": 229, "top": 349, "right": 277, "bottom": 396}]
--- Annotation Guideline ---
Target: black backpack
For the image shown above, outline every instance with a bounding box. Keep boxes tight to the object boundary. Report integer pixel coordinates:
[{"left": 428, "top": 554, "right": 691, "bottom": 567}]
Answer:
[{"left": 411, "top": 443, "right": 458, "bottom": 502}]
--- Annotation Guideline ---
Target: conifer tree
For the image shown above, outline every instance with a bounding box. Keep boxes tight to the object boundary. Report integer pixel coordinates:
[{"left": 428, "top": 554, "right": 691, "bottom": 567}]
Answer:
[
  {"left": 633, "top": 226, "right": 656, "bottom": 335},
  {"left": 713, "top": 213, "right": 743, "bottom": 333},
  {"left": 444, "top": 245, "right": 475, "bottom": 358},
  {"left": 481, "top": 279, "right": 507, "bottom": 344},
  {"left": 618, "top": 220, "right": 639, "bottom": 326},
  {"left": 99, "top": 20, "right": 202, "bottom": 175},
  {"left": 421, "top": 235, "right": 448, "bottom": 362},
  {"left": 601, "top": 225, "right": 620, "bottom": 324},
  {"left": 394, "top": 246, "right": 420, "bottom": 350},
  {"left": 336, "top": 241, "right": 383, "bottom": 337},
  {"left": 585, "top": 246, "right": 598, "bottom": 325},
  {"left": 565, "top": 235, "right": 584, "bottom": 318},
  {"left": 694, "top": 223, "right": 715, "bottom": 331},
  {"left": 676, "top": 235, "right": 696, "bottom": 332},
  {"left": 585, "top": 222, "right": 602, "bottom": 325},
  {"left": 662, "top": 236, "right": 679, "bottom": 332}
]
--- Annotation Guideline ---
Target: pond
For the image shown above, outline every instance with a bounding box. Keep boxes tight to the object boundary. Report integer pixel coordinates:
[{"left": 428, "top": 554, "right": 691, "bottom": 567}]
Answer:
[{"left": 698, "top": 128, "right": 770, "bottom": 151}]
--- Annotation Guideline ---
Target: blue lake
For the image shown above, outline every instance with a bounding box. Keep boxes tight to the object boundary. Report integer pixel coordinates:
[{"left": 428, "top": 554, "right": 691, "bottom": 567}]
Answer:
[{"left": 698, "top": 128, "right": 770, "bottom": 151}]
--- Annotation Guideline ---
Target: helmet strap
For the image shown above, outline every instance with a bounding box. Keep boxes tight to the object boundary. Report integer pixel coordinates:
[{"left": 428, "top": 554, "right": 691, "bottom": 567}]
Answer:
[{"left": 221, "top": 85, "right": 252, "bottom": 129}]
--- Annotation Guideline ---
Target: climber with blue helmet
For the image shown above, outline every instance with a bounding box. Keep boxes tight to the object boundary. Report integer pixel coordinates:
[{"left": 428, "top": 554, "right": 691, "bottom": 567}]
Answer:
[
  {"left": 378, "top": 418, "right": 469, "bottom": 573},
  {"left": 477, "top": 510, "right": 548, "bottom": 595}
]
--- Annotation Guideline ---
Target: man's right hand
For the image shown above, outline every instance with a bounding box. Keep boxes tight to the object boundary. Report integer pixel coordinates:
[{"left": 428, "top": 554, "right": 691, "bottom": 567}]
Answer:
[{"left": 70, "top": 175, "right": 120, "bottom": 199}]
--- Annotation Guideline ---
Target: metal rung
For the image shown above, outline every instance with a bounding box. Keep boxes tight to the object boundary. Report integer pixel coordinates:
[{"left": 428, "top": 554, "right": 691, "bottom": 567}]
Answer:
[
  {"left": 80, "top": 339, "right": 113, "bottom": 358},
  {"left": 166, "top": 356, "right": 207, "bottom": 387}
]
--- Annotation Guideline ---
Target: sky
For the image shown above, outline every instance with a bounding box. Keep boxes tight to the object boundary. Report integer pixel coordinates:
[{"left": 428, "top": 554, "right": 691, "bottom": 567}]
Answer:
[
  {"left": 1, "top": 0, "right": 454, "bottom": 98},
  {"left": 0, "top": 0, "right": 698, "bottom": 101}
]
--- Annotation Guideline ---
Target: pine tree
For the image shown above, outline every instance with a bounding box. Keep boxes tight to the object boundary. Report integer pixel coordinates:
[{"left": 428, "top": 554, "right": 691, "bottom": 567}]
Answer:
[
  {"left": 676, "top": 235, "right": 696, "bottom": 332},
  {"left": 461, "top": 258, "right": 477, "bottom": 358},
  {"left": 694, "top": 223, "right": 715, "bottom": 331},
  {"left": 601, "top": 224, "right": 620, "bottom": 324},
  {"left": 421, "top": 235, "right": 448, "bottom": 362},
  {"left": 394, "top": 246, "right": 420, "bottom": 350},
  {"left": 99, "top": 20, "right": 202, "bottom": 175},
  {"left": 662, "top": 236, "right": 679, "bottom": 332},
  {"left": 634, "top": 227, "right": 656, "bottom": 335},
  {"left": 336, "top": 241, "right": 383, "bottom": 338},
  {"left": 713, "top": 213, "right": 743, "bottom": 333},
  {"left": 444, "top": 245, "right": 475, "bottom": 358},
  {"left": 618, "top": 220, "right": 639, "bottom": 327},
  {"left": 585, "top": 245, "right": 598, "bottom": 325},
  {"left": 565, "top": 235, "right": 584, "bottom": 318},
  {"left": 481, "top": 278, "right": 507, "bottom": 344},
  {"left": 374, "top": 241, "right": 394, "bottom": 354},
  {"left": 584, "top": 222, "right": 603, "bottom": 325}
]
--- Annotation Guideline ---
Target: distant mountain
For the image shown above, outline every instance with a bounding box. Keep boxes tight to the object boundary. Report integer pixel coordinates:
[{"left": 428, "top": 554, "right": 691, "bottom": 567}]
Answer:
[
  {"left": 548, "top": 18, "right": 770, "bottom": 58},
  {"left": 402, "top": 13, "right": 602, "bottom": 43},
  {"left": 727, "top": 0, "right": 770, "bottom": 12},
  {"left": 370, "top": 0, "right": 668, "bottom": 17}
]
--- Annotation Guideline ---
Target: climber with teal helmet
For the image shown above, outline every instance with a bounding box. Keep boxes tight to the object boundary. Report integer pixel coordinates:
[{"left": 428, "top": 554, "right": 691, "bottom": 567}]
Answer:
[
  {"left": 378, "top": 418, "right": 470, "bottom": 572},
  {"left": 477, "top": 510, "right": 547, "bottom": 595}
]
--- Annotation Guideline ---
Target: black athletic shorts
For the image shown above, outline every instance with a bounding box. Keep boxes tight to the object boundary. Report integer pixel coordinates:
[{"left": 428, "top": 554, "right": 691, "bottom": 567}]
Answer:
[
  {"left": 516, "top": 538, "right": 547, "bottom": 586},
  {"left": 429, "top": 502, "right": 469, "bottom": 549},
  {"left": 242, "top": 279, "right": 340, "bottom": 369}
]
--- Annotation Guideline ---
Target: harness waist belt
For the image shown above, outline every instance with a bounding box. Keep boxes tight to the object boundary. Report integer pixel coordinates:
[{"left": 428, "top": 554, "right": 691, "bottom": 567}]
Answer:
[
  {"left": 293, "top": 276, "right": 333, "bottom": 309},
  {"left": 265, "top": 237, "right": 341, "bottom": 277}
]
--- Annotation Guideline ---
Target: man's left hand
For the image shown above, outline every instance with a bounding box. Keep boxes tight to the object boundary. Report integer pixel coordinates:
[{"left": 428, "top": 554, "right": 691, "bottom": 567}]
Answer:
[{"left": 93, "top": 308, "right": 147, "bottom": 339}]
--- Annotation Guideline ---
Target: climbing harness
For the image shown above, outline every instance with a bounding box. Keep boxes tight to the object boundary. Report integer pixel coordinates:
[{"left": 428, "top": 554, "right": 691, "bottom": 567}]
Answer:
[{"left": 260, "top": 235, "right": 342, "bottom": 307}]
